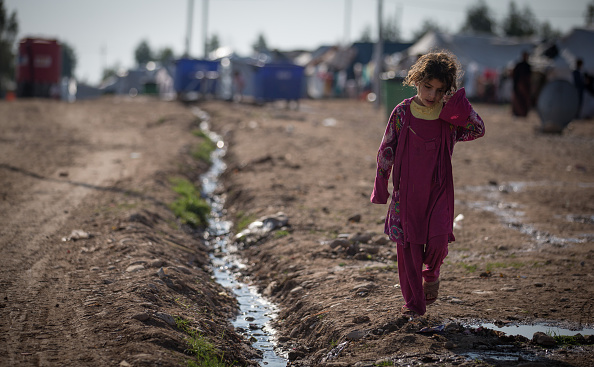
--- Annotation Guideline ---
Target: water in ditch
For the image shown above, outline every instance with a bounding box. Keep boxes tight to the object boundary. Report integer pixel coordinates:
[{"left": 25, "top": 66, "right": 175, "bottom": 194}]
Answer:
[{"left": 193, "top": 107, "right": 287, "bottom": 366}]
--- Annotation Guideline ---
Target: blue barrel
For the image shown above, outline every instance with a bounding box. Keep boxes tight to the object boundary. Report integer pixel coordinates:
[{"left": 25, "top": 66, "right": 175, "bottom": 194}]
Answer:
[{"left": 253, "top": 63, "right": 304, "bottom": 102}]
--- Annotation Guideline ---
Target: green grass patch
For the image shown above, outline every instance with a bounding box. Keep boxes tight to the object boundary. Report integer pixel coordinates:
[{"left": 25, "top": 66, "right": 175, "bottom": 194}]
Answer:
[
  {"left": 192, "top": 130, "right": 217, "bottom": 164},
  {"left": 235, "top": 211, "right": 258, "bottom": 232},
  {"left": 274, "top": 230, "right": 290, "bottom": 238},
  {"left": 175, "top": 317, "right": 229, "bottom": 367},
  {"left": 459, "top": 262, "right": 477, "bottom": 273},
  {"left": 486, "top": 261, "right": 524, "bottom": 272},
  {"left": 169, "top": 177, "right": 210, "bottom": 227}
]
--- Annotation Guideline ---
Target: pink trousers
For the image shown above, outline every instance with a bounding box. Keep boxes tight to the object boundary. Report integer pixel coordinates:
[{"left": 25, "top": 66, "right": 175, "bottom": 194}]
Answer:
[{"left": 396, "top": 234, "right": 448, "bottom": 315}]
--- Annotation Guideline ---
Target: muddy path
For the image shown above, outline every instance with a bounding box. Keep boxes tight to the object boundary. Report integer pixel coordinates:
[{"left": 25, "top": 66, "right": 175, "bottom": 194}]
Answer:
[
  {"left": 0, "top": 96, "right": 593, "bottom": 367},
  {"left": 203, "top": 98, "right": 594, "bottom": 366}
]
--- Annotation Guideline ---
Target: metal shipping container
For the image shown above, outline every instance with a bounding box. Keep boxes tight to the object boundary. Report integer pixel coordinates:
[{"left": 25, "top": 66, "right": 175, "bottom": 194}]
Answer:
[{"left": 17, "top": 38, "right": 62, "bottom": 98}]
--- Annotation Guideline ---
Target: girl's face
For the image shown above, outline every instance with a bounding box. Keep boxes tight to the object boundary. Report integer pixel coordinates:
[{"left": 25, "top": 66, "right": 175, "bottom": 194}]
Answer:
[{"left": 415, "top": 78, "right": 446, "bottom": 107}]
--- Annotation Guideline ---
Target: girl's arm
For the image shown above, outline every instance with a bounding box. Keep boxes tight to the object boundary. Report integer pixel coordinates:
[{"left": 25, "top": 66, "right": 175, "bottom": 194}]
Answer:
[
  {"left": 370, "top": 105, "right": 403, "bottom": 204},
  {"left": 439, "top": 88, "right": 485, "bottom": 142}
]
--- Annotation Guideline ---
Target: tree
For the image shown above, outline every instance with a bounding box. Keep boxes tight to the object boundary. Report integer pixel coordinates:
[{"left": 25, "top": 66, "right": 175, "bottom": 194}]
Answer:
[
  {"left": 411, "top": 19, "right": 443, "bottom": 42},
  {"left": 460, "top": 0, "right": 495, "bottom": 35},
  {"left": 60, "top": 42, "right": 77, "bottom": 78},
  {"left": 587, "top": 0, "right": 594, "bottom": 26},
  {"left": 206, "top": 34, "right": 220, "bottom": 54},
  {"left": 502, "top": 1, "right": 537, "bottom": 37},
  {"left": 382, "top": 12, "right": 401, "bottom": 42},
  {"left": 357, "top": 25, "right": 373, "bottom": 42},
  {"left": 0, "top": 0, "right": 18, "bottom": 90},
  {"left": 252, "top": 33, "right": 268, "bottom": 53},
  {"left": 156, "top": 47, "right": 175, "bottom": 64},
  {"left": 134, "top": 40, "right": 153, "bottom": 66},
  {"left": 538, "top": 21, "right": 562, "bottom": 41}
]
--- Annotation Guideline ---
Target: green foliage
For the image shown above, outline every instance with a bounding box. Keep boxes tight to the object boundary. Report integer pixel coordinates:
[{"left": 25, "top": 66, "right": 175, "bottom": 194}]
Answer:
[
  {"left": 207, "top": 34, "right": 220, "bottom": 54},
  {"left": 235, "top": 211, "right": 257, "bottom": 232},
  {"left": 61, "top": 42, "right": 77, "bottom": 78},
  {"left": 459, "top": 262, "right": 477, "bottom": 273},
  {"left": 192, "top": 130, "right": 217, "bottom": 164},
  {"left": 252, "top": 33, "right": 268, "bottom": 53},
  {"left": 175, "top": 317, "right": 228, "bottom": 367},
  {"left": 135, "top": 39, "right": 153, "bottom": 66},
  {"left": 485, "top": 261, "right": 524, "bottom": 272},
  {"left": 0, "top": 0, "right": 18, "bottom": 87},
  {"left": 274, "top": 230, "right": 290, "bottom": 238},
  {"left": 461, "top": 0, "right": 495, "bottom": 35},
  {"left": 169, "top": 177, "right": 210, "bottom": 227},
  {"left": 502, "top": 1, "right": 537, "bottom": 37}
]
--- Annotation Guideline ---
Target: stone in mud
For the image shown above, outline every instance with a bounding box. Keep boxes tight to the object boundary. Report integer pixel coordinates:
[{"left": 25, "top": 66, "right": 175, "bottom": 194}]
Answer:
[
  {"left": 125, "top": 264, "right": 145, "bottom": 272},
  {"left": 347, "top": 214, "right": 361, "bottom": 223},
  {"left": 346, "top": 329, "right": 367, "bottom": 340},
  {"left": 154, "top": 312, "right": 176, "bottom": 326},
  {"left": 348, "top": 232, "right": 373, "bottom": 243},
  {"left": 262, "top": 280, "right": 279, "bottom": 297},
  {"left": 353, "top": 315, "right": 370, "bottom": 324},
  {"left": 329, "top": 239, "right": 349, "bottom": 249},
  {"left": 532, "top": 331, "right": 557, "bottom": 347},
  {"left": 132, "top": 312, "right": 150, "bottom": 321}
]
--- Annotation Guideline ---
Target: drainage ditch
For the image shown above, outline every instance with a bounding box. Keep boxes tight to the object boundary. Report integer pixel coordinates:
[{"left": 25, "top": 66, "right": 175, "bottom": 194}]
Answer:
[{"left": 193, "top": 107, "right": 288, "bottom": 366}]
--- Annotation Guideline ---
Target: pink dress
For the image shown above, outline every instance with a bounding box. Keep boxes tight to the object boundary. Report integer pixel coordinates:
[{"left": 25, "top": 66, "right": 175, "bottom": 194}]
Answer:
[{"left": 371, "top": 88, "right": 485, "bottom": 247}]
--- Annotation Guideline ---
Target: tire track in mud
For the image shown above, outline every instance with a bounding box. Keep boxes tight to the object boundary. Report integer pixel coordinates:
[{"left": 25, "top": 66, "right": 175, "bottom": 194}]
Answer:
[{"left": 0, "top": 149, "right": 139, "bottom": 365}]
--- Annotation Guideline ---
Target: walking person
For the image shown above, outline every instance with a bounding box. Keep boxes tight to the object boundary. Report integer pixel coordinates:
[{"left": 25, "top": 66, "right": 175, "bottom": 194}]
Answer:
[
  {"left": 370, "top": 51, "right": 485, "bottom": 317},
  {"left": 512, "top": 51, "right": 532, "bottom": 117}
]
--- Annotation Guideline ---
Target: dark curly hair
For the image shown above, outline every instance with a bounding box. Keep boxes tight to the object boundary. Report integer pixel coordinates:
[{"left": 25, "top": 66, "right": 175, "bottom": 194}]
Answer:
[{"left": 403, "top": 51, "right": 463, "bottom": 94}]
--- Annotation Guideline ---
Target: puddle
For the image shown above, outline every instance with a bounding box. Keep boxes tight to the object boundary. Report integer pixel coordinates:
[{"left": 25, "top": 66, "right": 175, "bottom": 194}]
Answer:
[
  {"left": 468, "top": 322, "right": 594, "bottom": 339},
  {"left": 457, "top": 182, "right": 592, "bottom": 247},
  {"left": 460, "top": 321, "right": 594, "bottom": 363},
  {"left": 193, "top": 107, "right": 287, "bottom": 367}
]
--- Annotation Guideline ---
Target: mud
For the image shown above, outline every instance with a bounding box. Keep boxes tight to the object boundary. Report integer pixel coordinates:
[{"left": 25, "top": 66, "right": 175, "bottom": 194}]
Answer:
[{"left": 0, "top": 96, "right": 593, "bottom": 366}]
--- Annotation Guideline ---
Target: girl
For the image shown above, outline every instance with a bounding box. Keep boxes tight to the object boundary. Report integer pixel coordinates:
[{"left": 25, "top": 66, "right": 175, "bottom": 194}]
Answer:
[{"left": 370, "top": 51, "right": 485, "bottom": 317}]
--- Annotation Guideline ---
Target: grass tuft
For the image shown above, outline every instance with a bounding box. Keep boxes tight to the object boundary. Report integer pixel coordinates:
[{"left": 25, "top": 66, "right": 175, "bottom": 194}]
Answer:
[{"left": 169, "top": 177, "right": 210, "bottom": 227}]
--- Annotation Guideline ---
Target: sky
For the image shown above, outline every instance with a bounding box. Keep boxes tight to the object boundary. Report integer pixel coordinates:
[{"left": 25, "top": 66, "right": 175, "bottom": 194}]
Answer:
[{"left": 5, "top": 0, "right": 592, "bottom": 85}]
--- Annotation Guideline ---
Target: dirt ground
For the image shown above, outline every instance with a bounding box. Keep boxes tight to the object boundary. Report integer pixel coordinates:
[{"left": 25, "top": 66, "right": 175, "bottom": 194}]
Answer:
[{"left": 1, "top": 95, "right": 593, "bottom": 367}]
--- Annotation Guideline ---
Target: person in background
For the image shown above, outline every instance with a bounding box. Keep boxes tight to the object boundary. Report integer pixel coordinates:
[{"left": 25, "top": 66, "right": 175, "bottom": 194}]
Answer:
[
  {"left": 370, "top": 51, "right": 485, "bottom": 318},
  {"left": 573, "top": 58, "right": 585, "bottom": 118},
  {"left": 512, "top": 51, "right": 532, "bottom": 117}
]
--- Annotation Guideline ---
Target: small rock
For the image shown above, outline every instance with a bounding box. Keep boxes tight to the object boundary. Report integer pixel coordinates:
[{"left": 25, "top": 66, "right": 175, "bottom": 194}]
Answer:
[
  {"left": 532, "top": 331, "right": 556, "bottom": 347},
  {"left": 329, "top": 239, "right": 349, "bottom": 249},
  {"left": 150, "top": 259, "right": 165, "bottom": 268},
  {"left": 119, "top": 361, "right": 131, "bottom": 367},
  {"left": 348, "top": 214, "right": 361, "bottom": 223},
  {"left": 353, "top": 315, "right": 370, "bottom": 324},
  {"left": 534, "top": 282, "right": 545, "bottom": 287},
  {"left": 126, "top": 264, "right": 145, "bottom": 273},
  {"left": 346, "top": 329, "right": 367, "bottom": 341},
  {"left": 154, "top": 312, "right": 176, "bottom": 326},
  {"left": 349, "top": 232, "right": 373, "bottom": 243},
  {"left": 444, "top": 341, "right": 455, "bottom": 349},
  {"left": 263, "top": 281, "right": 279, "bottom": 297},
  {"left": 132, "top": 312, "right": 150, "bottom": 321},
  {"left": 500, "top": 287, "right": 517, "bottom": 292},
  {"left": 449, "top": 298, "right": 463, "bottom": 304}
]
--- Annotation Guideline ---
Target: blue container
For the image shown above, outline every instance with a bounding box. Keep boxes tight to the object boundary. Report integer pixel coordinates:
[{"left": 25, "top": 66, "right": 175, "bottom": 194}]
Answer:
[
  {"left": 174, "top": 58, "right": 219, "bottom": 95},
  {"left": 253, "top": 63, "right": 304, "bottom": 102}
]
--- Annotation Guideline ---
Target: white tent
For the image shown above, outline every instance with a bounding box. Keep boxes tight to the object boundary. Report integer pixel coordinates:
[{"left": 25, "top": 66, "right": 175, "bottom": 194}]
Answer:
[{"left": 397, "top": 31, "right": 536, "bottom": 100}]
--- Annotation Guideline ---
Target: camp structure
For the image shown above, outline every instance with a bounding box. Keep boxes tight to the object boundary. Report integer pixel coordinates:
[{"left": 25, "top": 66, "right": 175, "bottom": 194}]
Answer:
[{"left": 387, "top": 31, "right": 537, "bottom": 103}]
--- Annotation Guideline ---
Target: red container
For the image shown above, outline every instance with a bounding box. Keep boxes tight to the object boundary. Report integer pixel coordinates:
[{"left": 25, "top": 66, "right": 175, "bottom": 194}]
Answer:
[{"left": 17, "top": 38, "right": 62, "bottom": 97}]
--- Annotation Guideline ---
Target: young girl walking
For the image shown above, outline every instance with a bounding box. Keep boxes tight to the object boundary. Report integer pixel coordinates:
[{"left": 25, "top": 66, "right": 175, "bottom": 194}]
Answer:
[{"left": 370, "top": 51, "right": 485, "bottom": 317}]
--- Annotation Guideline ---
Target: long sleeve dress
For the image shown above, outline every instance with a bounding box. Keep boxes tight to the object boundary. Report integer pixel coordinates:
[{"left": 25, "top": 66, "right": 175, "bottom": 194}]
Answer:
[{"left": 370, "top": 88, "right": 485, "bottom": 247}]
